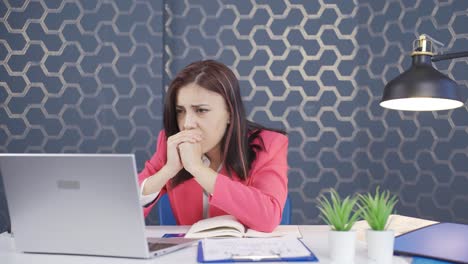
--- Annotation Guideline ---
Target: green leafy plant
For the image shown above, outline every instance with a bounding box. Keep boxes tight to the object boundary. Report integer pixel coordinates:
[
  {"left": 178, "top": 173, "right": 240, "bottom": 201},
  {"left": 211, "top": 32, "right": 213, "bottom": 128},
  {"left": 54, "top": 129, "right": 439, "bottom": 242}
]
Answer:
[
  {"left": 316, "top": 189, "right": 360, "bottom": 231},
  {"left": 358, "top": 187, "right": 398, "bottom": 231}
]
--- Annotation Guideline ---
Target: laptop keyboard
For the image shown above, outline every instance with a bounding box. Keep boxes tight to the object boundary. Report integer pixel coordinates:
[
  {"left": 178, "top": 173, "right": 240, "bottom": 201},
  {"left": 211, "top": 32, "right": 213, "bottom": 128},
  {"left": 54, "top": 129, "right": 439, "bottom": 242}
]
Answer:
[{"left": 148, "top": 242, "right": 175, "bottom": 251}]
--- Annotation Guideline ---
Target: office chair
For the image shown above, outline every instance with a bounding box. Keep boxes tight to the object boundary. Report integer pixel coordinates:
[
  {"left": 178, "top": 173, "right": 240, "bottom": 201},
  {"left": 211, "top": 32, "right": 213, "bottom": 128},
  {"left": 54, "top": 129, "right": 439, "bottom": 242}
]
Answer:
[
  {"left": 157, "top": 193, "right": 177, "bottom": 225},
  {"left": 280, "top": 194, "right": 291, "bottom": 225},
  {"left": 157, "top": 193, "right": 292, "bottom": 225}
]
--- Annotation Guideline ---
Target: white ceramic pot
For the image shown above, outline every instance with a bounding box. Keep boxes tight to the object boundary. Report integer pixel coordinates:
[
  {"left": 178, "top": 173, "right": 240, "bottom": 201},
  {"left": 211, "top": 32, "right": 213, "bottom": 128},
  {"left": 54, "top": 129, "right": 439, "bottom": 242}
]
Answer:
[
  {"left": 366, "top": 229, "right": 395, "bottom": 264},
  {"left": 329, "top": 230, "right": 356, "bottom": 264}
]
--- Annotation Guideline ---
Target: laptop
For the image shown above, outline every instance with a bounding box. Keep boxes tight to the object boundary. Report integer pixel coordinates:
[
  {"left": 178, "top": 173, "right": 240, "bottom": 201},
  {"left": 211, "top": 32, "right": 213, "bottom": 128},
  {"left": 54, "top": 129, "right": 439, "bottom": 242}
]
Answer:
[{"left": 0, "top": 154, "right": 197, "bottom": 258}]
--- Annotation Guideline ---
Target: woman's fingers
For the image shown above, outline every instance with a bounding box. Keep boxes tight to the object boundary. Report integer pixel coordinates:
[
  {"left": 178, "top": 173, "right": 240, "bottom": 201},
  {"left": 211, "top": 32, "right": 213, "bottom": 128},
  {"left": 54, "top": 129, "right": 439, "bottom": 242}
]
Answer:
[
  {"left": 168, "top": 135, "right": 196, "bottom": 146},
  {"left": 168, "top": 131, "right": 202, "bottom": 146}
]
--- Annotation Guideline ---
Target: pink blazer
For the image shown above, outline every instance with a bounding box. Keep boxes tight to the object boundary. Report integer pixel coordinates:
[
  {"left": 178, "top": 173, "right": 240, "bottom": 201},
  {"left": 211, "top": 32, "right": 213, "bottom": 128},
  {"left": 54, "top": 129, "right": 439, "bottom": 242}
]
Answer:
[{"left": 138, "top": 130, "right": 288, "bottom": 232}]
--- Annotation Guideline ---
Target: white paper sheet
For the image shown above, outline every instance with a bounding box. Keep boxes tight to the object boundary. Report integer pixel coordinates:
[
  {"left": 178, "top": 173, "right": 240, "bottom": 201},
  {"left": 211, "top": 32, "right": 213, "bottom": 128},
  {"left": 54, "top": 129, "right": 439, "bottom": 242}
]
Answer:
[{"left": 201, "top": 237, "right": 312, "bottom": 261}]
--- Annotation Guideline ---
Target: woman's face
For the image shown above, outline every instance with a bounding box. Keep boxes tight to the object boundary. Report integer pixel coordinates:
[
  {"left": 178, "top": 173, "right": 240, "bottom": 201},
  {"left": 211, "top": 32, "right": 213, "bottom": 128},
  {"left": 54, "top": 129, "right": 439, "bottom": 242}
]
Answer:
[{"left": 176, "top": 83, "right": 230, "bottom": 155}]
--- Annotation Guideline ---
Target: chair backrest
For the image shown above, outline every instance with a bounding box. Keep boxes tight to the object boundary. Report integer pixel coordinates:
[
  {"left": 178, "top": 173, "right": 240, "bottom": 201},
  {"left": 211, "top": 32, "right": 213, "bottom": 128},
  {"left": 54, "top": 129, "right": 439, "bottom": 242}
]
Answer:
[
  {"left": 157, "top": 193, "right": 292, "bottom": 225},
  {"left": 280, "top": 195, "right": 292, "bottom": 225},
  {"left": 157, "top": 193, "right": 177, "bottom": 225}
]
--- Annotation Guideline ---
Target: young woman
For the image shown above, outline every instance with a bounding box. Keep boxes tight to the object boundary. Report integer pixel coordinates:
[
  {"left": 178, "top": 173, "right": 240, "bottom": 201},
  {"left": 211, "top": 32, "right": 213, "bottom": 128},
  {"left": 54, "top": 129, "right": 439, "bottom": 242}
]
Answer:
[{"left": 138, "top": 60, "right": 288, "bottom": 232}]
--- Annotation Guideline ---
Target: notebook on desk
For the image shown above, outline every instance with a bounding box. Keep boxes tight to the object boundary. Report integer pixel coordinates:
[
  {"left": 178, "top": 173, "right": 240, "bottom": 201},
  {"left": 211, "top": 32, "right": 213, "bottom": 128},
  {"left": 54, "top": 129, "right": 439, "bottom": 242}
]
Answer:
[
  {"left": 394, "top": 222, "right": 468, "bottom": 264},
  {"left": 0, "top": 154, "right": 197, "bottom": 258},
  {"left": 185, "top": 215, "right": 302, "bottom": 238}
]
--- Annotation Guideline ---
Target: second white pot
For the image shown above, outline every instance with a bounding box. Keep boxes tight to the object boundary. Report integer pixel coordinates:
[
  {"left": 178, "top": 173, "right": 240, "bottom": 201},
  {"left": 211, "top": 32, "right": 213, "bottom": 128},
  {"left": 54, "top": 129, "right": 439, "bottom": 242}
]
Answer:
[{"left": 366, "top": 229, "right": 395, "bottom": 264}]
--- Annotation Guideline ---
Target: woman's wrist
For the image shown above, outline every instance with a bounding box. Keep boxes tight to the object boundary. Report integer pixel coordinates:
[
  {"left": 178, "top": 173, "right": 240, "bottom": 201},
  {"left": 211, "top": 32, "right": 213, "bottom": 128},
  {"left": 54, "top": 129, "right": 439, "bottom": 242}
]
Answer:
[
  {"left": 160, "top": 165, "right": 180, "bottom": 178},
  {"left": 185, "top": 164, "right": 206, "bottom": 176},
  {"left": 189, "top": 166, "right": 217, "bottom": 194},
  {"left": 142, "top": 166, "right": 178, "bottom": 195}
]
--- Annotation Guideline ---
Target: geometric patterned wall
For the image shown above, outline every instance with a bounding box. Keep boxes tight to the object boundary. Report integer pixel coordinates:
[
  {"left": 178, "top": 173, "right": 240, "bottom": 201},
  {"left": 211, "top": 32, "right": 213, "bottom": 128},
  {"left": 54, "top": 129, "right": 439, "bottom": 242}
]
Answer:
[
  {"left": 0, "top": 0, "right": 164, "bottom": 232},
  {"left": 164, "top": 0, "right": 468, "bottom": 225},
  {"left": 354, "top": 0, "right": 468, "bottom": 224},
  {"left": 0, "top": 0, "right": 467, "bottom": 233}
]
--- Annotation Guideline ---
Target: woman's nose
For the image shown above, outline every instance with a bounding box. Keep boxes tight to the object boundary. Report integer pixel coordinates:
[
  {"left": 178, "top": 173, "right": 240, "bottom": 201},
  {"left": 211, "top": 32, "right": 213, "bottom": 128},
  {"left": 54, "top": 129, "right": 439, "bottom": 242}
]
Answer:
[{"left": 183, "top": 113, "right": 197, "bottom": 130}]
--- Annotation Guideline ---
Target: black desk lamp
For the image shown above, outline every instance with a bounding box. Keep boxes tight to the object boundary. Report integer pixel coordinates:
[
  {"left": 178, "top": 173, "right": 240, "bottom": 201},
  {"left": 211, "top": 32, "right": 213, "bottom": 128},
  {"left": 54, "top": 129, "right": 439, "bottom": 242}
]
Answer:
[{"left": 380, "top": 35, "right": 468, "bottom": 111}]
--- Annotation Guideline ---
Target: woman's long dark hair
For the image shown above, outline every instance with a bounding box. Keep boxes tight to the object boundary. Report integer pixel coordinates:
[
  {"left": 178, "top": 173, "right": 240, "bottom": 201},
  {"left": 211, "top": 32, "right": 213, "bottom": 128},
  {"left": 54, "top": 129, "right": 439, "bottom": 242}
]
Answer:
[{"left": 164, "top": 60, "right": 285, "bottom": 187}]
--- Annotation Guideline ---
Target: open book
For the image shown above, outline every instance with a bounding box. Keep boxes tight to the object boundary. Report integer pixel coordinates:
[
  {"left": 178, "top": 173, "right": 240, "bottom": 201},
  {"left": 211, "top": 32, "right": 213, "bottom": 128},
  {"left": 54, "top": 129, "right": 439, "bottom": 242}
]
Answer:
[
  {"left": 354, "top": 214, "right": 438, "bottom": 242},
  {"left": 184, "top": 215, "right": 302, "bottom": 239}
]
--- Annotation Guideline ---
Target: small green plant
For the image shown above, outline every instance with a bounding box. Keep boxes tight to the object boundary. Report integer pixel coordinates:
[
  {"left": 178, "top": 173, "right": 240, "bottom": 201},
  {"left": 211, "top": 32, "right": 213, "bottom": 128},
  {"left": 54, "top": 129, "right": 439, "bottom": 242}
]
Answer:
[
  {"left": 358, "top": 187, "right": 398, "bottom": 231},
  {"left": 316, "top": 189, "right": 360, "bottom": 231}
]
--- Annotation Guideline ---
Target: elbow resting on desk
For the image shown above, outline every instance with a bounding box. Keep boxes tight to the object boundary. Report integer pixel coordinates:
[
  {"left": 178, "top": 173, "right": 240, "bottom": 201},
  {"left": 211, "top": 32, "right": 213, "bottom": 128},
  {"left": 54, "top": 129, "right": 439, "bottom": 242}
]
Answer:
[
  {"left": 248, "top": 211, "right": 282, "bottom": 233},
  {"left": 241, "top": 199, "right": 283, "bottom": 233}
]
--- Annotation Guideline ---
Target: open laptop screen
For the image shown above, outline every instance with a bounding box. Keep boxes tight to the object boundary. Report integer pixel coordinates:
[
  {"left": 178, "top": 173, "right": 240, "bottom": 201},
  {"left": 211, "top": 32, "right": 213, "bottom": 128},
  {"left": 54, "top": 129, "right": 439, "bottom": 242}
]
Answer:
[{"left": 0, "top": 154, "right": 182, "bottom": 258}]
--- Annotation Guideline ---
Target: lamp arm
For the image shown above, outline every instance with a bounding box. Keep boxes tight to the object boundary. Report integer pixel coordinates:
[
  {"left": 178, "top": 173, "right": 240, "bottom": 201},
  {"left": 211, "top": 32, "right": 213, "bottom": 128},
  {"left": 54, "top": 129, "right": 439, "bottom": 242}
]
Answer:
[{"left": 431, "top": 51, "right": 468, "bottom": 62}]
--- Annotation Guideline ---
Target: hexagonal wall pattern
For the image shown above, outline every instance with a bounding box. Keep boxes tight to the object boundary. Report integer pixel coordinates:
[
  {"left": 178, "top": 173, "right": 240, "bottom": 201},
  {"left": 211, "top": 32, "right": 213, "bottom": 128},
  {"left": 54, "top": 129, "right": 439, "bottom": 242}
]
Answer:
[
  {"left": 164, "top": 0, "right": 468, "bottom": 225},
  {"left": 353, "top": 0, "right": 468, "bottom": 224},
  {"left": 0, "top": 0, "right": 164, "bottom": 231},
  {"left": 1, "top": 0, "right": 467, "bottom": 233}
]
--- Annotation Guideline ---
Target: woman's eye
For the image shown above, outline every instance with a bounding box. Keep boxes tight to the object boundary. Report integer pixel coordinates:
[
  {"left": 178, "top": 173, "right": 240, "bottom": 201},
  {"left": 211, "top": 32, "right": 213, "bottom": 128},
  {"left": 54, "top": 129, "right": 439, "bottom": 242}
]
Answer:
[
  {"left": 197, "top": 109, "right": 209, "bottom": 113},
  {"left": 175, "top": 109, "right": 184, "bottom": 114}
]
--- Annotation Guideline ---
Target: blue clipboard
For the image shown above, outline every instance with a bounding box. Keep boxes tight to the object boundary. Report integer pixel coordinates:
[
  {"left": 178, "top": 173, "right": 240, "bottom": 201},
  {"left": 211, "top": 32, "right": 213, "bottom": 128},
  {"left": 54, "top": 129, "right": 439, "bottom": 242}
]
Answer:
[{"left": 196, "top": 238, "right": 318, "bottom": 263}]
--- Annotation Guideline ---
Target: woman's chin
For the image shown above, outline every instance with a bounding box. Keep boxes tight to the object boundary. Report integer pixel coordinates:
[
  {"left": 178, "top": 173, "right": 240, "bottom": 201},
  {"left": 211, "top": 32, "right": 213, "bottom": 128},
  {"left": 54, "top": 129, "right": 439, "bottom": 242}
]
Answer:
[{"left": 202, "top": 146, "right": 214, "bottom": 156}]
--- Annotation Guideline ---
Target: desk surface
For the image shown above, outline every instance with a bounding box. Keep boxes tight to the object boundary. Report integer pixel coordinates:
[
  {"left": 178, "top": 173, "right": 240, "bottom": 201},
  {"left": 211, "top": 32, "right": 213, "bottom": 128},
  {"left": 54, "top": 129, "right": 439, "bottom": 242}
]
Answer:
[{"left": 0, "top": 225, "right": 413, "bottom": 264}]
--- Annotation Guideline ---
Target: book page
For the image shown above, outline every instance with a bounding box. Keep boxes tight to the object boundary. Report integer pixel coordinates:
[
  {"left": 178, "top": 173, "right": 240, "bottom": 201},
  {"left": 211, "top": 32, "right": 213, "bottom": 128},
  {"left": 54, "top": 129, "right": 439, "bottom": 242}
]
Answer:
[
  {"left": 185, "top": 215, "right": 246, "bottom": 238},
  {"left": 245, "top": 225, "right": 302, "bottom": 238},
  {"left": 201, "top": 237, "right": 312, "bottom": 262},
  {"left": 386, "top": 214, "right": 438, "bottom": 235},
  {"left": 186, "top": 227, "right": 244, "bottom": 238},
  {"left": 354, "top": 214, "right": 438, "bottom": 241}
]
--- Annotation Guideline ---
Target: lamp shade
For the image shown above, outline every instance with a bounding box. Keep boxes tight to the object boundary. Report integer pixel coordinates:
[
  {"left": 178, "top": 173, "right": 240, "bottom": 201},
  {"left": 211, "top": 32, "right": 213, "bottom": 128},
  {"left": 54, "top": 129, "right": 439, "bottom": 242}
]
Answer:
[{"left": 380, "top": 55, "right": 463, "bottom": 111}]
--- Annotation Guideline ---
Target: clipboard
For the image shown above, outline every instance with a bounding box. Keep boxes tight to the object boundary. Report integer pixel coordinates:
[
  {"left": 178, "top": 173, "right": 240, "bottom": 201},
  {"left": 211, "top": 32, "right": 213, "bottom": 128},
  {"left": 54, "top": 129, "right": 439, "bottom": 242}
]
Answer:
[{"left": 196, "top": 237, "right": 318, "bottom": 263}]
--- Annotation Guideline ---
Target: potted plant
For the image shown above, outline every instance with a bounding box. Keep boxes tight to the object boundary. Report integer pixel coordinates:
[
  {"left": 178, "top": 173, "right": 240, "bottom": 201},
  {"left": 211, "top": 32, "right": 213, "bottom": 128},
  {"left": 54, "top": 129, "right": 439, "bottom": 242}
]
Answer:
[
  {"left": 358, "top": 187, "right": 398, "bottom": 264},
  {"left": 317, "top": 189, "right": 360, "bottom": 263}
]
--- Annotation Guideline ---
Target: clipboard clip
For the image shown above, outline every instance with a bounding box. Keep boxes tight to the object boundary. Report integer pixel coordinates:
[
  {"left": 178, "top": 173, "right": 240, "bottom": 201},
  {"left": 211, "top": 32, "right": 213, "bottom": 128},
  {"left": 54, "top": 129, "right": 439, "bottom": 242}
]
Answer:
[{"left": 231, "top": 253, "right": 281, "bottom": 261}]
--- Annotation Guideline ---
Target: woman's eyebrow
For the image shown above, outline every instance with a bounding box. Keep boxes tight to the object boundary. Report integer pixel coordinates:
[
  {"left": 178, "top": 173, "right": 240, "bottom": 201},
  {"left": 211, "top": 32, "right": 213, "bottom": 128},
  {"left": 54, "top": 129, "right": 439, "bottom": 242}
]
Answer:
[{"left": 176, "top": 104, "right": 210, "bottom": 108}]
